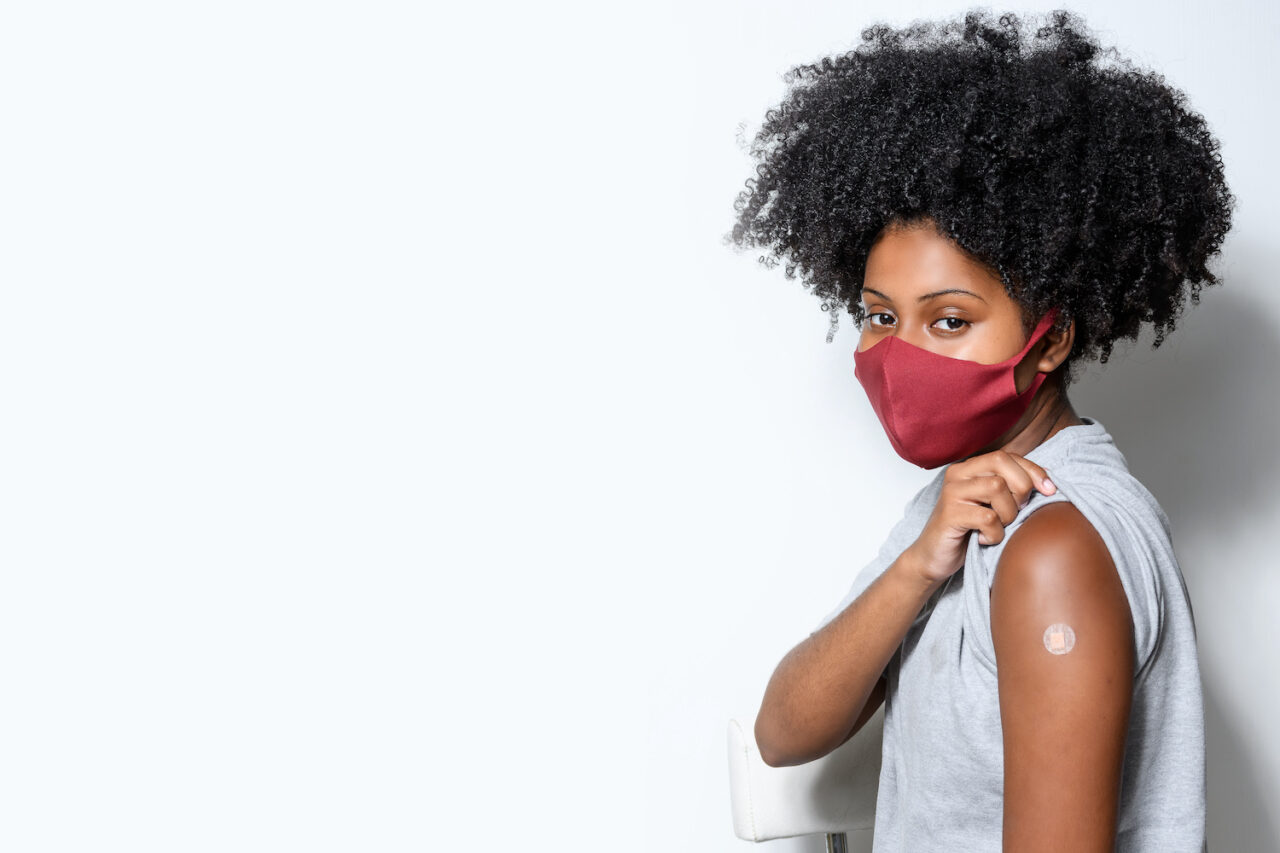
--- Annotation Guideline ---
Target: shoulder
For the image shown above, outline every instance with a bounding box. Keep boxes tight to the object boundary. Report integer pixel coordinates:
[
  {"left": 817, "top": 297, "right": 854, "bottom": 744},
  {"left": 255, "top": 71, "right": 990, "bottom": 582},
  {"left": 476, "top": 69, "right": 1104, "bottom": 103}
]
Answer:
[
  {"left": 991, "top": 501, "right": 1135, "bottom": 678},
  {"left": 996, "top": 501, "right": 1123, "bottom": 590},
  {"left": 992, "top": 502, "right": 1133, "bottom": 641},
  {"left": 985, "top": 462, "right": 1177, "bottom": 680}
]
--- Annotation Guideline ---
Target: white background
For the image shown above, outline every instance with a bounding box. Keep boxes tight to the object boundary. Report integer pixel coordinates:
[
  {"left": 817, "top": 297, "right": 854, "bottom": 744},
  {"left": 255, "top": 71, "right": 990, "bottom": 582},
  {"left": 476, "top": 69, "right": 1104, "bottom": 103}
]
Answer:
[{"left": 1, "top": 1, "right": 1275, "bottom": 851}]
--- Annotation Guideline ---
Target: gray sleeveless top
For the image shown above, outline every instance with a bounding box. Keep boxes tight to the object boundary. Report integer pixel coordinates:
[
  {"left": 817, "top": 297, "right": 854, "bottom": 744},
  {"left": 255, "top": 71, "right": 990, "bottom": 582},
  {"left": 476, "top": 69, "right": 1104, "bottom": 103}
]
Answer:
[{"left": 813, "top": 416, "right": 1206, "bottom": 851}]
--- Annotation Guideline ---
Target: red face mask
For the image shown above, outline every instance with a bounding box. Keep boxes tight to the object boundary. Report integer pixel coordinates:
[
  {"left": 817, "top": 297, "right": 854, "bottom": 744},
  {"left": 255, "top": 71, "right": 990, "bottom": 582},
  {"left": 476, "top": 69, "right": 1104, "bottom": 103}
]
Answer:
[{"left": 854, "top": 307, "right": 1061, "bottom": 469}]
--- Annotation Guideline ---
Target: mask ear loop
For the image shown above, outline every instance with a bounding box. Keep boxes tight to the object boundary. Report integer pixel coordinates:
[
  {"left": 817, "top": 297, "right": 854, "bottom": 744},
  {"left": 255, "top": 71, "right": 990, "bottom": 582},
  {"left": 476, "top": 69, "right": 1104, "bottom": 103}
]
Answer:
[
  {"left": 1010, "top": 306, "right": 1062, "bottom": 363},
  {"left": 1007, "top": 307, "right": 1063, "bottom": 395}
]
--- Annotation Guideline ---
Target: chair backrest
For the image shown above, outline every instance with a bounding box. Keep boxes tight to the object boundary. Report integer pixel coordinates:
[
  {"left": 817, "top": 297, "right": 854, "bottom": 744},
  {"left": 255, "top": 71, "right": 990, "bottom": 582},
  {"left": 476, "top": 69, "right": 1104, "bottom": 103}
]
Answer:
[{"left": 726, "top": 706, "right": 883, "bottom": 846}]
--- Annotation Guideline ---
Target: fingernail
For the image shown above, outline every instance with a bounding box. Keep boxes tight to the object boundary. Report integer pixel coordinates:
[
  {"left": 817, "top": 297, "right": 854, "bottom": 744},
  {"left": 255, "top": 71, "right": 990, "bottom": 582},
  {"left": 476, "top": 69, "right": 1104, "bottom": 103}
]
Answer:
[{"left": 1042, "top": 476, "right": 1056, "bottom": 493}]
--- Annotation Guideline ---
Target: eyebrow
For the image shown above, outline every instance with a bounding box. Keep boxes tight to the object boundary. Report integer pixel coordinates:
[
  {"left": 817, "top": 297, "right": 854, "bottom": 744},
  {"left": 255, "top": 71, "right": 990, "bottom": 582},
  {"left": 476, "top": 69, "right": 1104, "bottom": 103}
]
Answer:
[{"left": 861, "top": 287, "right": 987, "bottom": 304}]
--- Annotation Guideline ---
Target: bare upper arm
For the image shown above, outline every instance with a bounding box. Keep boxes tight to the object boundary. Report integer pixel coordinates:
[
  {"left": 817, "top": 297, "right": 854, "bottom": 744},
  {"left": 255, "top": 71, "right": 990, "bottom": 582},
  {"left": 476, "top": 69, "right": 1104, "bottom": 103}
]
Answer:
[{"left": 991, "top": 501, "right": 1134, "bottom": 853}]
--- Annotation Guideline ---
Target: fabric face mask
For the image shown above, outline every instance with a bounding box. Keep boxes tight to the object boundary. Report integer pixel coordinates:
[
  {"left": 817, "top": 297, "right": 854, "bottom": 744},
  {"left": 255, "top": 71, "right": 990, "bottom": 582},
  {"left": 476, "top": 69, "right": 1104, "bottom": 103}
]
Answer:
[{"left": 853, "top": 307, "right": 1061, "bottom": 470}]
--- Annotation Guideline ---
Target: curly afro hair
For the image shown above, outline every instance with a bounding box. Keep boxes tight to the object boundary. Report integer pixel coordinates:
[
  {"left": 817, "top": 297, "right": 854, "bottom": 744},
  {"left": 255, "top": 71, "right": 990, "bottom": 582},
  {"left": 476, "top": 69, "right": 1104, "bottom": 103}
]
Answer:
[{"left": 725, "top": 8, "right": 1235, "bottom": 386}]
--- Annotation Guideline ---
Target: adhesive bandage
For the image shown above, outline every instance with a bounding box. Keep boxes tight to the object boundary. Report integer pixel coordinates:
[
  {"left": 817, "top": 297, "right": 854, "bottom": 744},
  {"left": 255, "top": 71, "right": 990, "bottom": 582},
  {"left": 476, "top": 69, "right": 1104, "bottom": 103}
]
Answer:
[{"left": 1043, "top": 623, "right": 1076, "bottom": 655}]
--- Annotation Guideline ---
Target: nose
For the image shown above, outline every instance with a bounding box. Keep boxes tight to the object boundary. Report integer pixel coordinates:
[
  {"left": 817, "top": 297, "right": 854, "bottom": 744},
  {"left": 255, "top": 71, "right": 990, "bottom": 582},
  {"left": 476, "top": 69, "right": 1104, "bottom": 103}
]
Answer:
[{"left": 859, "top": 327, "right": 921, "bottom": 353}]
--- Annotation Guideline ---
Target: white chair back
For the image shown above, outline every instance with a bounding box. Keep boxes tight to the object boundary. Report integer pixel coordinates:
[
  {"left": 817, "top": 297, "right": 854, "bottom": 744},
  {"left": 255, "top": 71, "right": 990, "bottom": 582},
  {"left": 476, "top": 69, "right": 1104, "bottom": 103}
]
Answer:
[{"left": 726, "top": 707, "right": 883, "bottom": 851}]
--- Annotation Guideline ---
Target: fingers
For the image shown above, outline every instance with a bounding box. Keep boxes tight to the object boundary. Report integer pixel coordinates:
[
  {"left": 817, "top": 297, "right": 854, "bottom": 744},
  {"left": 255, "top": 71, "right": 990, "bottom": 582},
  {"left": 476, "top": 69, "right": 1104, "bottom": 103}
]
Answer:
[
  {"left": 952, "top": 477, "right": 1018, "bottom": 544},
  {"left": 944, "top": 450, "right": 1060, "bottom": 546},
  {"left": 959, "top": 499, "right": 1008, "bottom": 546},
  {"left": 950, "top": 449, "right": 1056, "bottom": 506}
]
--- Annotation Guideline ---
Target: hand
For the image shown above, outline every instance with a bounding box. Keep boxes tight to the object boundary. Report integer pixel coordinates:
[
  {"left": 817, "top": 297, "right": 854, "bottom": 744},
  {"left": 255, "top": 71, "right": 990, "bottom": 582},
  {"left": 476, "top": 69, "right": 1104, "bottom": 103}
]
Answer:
[{"left": 903, "top": 450, "right": 1057, "bottom": 586}]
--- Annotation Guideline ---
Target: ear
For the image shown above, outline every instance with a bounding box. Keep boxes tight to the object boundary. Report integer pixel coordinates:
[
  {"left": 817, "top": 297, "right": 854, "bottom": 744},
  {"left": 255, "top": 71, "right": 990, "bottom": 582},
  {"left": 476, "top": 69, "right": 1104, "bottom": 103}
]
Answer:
[{"left": 1034, "top": 317, "right": 1075, "bottom": 373}]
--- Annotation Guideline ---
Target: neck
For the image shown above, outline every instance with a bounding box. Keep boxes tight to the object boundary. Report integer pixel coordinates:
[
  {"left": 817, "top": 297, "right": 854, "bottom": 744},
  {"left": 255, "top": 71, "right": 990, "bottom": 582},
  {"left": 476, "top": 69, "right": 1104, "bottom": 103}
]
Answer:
[{"left": 972, "top": 380, "right": 1083, "bottom": 460}]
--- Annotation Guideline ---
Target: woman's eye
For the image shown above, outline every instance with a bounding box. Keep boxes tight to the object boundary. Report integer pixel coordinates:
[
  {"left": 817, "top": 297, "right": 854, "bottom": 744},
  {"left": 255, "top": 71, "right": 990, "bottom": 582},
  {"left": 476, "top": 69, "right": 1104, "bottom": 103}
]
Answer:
[{"left": 865, "top": 313, "right": 967, "bottom": 331}]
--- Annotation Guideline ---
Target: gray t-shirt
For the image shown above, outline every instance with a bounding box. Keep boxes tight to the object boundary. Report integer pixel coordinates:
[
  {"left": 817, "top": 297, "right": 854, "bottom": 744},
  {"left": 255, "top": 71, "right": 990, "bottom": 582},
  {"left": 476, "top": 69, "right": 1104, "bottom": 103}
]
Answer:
[{"left": 813, "top": 416, "right": 1206, "bottom": 852}]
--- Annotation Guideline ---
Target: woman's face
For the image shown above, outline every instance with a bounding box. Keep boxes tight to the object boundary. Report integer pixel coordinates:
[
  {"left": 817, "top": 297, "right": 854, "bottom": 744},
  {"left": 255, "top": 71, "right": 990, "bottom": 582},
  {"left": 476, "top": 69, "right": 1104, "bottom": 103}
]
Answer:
[{"left": 856, "top": 223, "right": 1069, "bottom": 395}]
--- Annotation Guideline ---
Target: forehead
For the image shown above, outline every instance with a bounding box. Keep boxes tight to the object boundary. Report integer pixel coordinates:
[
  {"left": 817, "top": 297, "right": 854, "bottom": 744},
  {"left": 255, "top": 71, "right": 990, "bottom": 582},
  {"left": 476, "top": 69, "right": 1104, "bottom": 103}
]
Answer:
[{"left": 862, "top": 225, "right": 1006, "bottom": 303}]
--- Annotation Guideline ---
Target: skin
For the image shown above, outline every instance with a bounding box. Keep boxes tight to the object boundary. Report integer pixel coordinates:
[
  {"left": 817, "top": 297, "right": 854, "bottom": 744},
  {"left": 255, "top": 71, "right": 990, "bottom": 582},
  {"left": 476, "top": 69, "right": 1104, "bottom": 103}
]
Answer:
[{"left": 755, "top": 220, "right": 1134, "bottom": 852}]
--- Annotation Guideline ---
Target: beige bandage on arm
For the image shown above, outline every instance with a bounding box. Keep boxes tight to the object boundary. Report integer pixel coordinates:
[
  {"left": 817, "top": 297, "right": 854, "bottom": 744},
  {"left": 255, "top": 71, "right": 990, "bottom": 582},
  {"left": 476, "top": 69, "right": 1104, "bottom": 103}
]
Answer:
[{"left": 1043, "top": 622, "right": 1076, "bottom": 655}]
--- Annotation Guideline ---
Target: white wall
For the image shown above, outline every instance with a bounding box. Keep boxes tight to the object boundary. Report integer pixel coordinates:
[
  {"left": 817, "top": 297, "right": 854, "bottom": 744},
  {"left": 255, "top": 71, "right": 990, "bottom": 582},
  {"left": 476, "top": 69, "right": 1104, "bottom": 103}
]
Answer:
[{"left": 2, "top": 1, "right": 1275, "bottom": 851}]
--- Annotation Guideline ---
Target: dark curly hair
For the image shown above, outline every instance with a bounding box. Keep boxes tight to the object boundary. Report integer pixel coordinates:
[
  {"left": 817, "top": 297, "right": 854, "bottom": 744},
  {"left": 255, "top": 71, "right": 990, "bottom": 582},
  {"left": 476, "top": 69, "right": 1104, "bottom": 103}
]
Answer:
[{"left": 725, "top": 8, "right": 1234, "bottom": 386}]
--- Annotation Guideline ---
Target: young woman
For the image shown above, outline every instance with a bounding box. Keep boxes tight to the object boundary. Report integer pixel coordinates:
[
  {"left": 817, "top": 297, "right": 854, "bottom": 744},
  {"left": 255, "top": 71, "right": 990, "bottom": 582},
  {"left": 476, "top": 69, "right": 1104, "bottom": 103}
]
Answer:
[{"left": 726, "top": 10, "right": 1233, "bottom": 853}]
